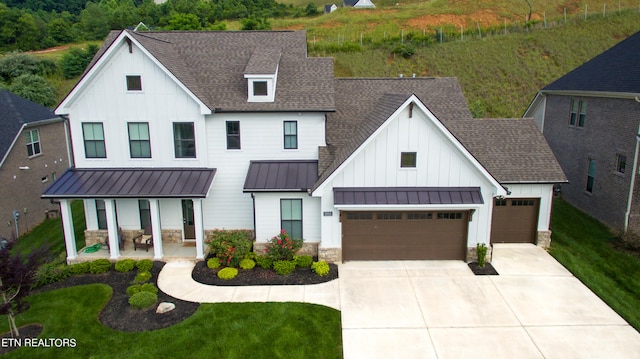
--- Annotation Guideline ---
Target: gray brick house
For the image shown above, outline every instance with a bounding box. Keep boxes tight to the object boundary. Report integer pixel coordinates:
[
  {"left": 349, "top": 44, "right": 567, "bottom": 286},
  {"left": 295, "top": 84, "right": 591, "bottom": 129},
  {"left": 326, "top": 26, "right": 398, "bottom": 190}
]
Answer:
[
  {"left": 525, "top": 31, "right": 640, "bottom": 232},
  {"left": 0, "top": 90, "right": 71, "bottom": 239}
]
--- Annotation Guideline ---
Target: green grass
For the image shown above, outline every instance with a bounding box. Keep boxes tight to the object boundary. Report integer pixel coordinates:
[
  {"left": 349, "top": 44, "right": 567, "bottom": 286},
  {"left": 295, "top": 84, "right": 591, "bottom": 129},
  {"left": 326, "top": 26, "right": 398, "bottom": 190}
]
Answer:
[
  {"left": 0, "top": 284, "right": 343, "bottom": 358},
  {"left": 549, "top": 198, "right": 640, "bottom": 331},
  {"left": 14, "top": 200, "right": 85, "bottom": 257}
]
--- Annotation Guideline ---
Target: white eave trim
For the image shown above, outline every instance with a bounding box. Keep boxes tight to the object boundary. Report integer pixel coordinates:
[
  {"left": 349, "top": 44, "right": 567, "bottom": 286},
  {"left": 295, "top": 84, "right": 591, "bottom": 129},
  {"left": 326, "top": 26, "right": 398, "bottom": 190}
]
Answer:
[
  {"left": 312, "top": 95, "right": 507, "bottom": 197},
  {"left": 55, "top": 30, "right": 212, "bottom": 116},
  {"left": 333, "top": 204, "right": 484, "bottom": 211}
]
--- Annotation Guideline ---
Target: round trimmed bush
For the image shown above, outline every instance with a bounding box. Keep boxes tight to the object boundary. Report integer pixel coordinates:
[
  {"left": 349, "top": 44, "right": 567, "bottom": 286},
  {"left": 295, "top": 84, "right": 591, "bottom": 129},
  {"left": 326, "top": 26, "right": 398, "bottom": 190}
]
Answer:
[
  {"left": 311, "top": 261, "right": 330, "bottom": 277},
  {"left": 127, "top": 283, "right": 158, "bottom": 297},
  {"left": 133, "top": 270, "right": 152, "bottom": 284},
  {"left": 128, "top": 291, "right": 158, "bottom": 309},
  {"left": 294, "top": 255, "right": 313, "bottom": 268},
  {"left": 69, "top": 262, "right": 90, "bottom": 275},
  {"left": 207, "top": 258, "right": 221, "bottom": 269},
  {"left": 239, "top": 258, "right": 255, "bottom": 270},
  {"left": 89, "top": 259, "right": 111, "bottom": 274},
  {"left": 217, "top": 267, "right": 238, "bottom": 280},
  {"left": 126, "top": 284, "right": 141, "bottom": 297},
  {"left": 115, "top": 259, "right": 136, "bottom": 272},
  {"left": 136, "top": 259, "right": 153, "bottom": 272},
  {"left": 273, "top": 260, "right": 296, "bottom": 275},
  {"left": 255, "top": 255, "right": 273, "bottom": 269}
]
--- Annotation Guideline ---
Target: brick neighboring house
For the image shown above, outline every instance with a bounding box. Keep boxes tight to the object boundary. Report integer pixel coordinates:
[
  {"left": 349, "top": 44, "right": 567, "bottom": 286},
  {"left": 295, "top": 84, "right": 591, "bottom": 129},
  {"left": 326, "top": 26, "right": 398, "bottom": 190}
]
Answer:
[
  {"left": 525, "top": 31, "right": 640, "bottom": 232},
  {"left": 0, "top": 90, "right": 71, "bottom": 239}
]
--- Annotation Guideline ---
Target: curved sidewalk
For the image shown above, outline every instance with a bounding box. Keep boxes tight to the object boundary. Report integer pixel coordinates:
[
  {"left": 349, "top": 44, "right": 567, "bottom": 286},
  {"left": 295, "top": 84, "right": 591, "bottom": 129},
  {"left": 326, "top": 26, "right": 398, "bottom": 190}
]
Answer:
[{"left": 157, "top": 261, "right": 341, "bottom": 310}]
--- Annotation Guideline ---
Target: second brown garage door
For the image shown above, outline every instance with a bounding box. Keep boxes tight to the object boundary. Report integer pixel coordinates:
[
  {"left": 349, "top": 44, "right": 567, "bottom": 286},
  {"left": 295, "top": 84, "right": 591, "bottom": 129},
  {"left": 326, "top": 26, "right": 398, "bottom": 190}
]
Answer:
[
  {"left": 490, "top": 198, "right": 539, "bottom": 243},
  {"left": 341, "top": 211, "right": 468, "bottom": 261}
]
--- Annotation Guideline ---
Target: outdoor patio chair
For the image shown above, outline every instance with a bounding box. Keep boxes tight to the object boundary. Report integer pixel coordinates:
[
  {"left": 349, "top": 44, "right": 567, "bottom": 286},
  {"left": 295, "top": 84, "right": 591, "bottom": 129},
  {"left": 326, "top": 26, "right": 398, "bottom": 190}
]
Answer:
[
  {"left": 133, "top": 225, "right": 153, "bottom": 252},
  {"left": 105, "top": 227, "right": 125, "bottom": 251}
]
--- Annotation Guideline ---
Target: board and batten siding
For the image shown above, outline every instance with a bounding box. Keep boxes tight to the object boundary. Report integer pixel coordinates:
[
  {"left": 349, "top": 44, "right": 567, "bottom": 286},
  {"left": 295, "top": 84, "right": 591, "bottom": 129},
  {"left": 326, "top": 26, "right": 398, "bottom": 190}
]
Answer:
[
  {"left": 253, "top": 192, "right": 321, "bottom": 243},
  {"left": 66, "top": 40, "right": 208, "bottom": 169},
  {"left": 315, "top": 104, "right": 497, "bottom": 249},
  {"left": 203, "top": 112, "right": 326, "bottom": 230}
]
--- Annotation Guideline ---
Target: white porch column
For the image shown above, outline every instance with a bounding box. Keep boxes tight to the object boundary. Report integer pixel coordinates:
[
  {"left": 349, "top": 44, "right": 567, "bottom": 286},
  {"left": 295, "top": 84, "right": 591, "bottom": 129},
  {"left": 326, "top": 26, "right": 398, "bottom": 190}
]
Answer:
[
  {"left": 60, "top": 199, "right": 77, "bottom": 262},
  {"left": 150, "top": 199, "right": 163, "bottom": 260},
  {"left": 105, "top": 199, "right": 119, "bottom": 260},
  {"left": 194, "top": 199, "right": 205, "bottom": 260}
]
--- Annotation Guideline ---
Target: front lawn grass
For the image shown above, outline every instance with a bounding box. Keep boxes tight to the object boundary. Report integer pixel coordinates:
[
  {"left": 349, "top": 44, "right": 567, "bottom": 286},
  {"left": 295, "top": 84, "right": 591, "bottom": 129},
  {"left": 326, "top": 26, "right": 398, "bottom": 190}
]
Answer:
[
  {"left": 549, "top": 198, "right": 640, "bottom": 331},
  {"left": 0, "top": 284, "right": 343, "bottom": 358}
]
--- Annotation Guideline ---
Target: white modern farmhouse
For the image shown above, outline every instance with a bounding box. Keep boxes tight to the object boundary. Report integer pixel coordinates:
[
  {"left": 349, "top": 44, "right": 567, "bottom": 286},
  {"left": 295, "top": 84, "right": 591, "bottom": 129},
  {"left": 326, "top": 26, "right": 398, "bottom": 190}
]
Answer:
[{"left": 44, "top": 30, "right": 566, "bottom": 263}]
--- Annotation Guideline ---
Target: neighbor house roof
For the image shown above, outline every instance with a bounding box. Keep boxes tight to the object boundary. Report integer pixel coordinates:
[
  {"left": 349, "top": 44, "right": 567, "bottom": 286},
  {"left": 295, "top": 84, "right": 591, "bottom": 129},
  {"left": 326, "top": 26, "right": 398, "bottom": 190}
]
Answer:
[
  {"left": 244, "top": 160, "right": 318, "bottom": 192},
  {"left": 543, "top": 31, "right": 640, "bottom": 94},
  {"left": 81, "top": 30, "right": 335, "bottom": 113},
  {"left": 333, "top": 187, "right": 483, "bottom": 206},
  {"left": 0, "top": 90, "right": 59, "bottom": 166},
  {"left": 42, "top": 168, "right": 216, "bottom": 198}
]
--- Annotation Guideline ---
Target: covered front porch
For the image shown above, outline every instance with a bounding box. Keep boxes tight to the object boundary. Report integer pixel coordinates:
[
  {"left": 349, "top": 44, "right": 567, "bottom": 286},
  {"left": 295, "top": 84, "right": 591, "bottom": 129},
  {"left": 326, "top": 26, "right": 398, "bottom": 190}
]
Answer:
[{"left": 42, "top": 167, "right": 217, "bottom": 263}]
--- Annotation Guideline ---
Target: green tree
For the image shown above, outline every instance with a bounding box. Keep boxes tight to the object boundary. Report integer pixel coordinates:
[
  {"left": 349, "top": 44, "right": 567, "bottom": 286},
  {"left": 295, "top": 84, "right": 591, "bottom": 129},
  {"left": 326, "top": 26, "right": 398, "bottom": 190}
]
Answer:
[
  {"left": 240, "top": 16, "right": 270, "bottom": 30},
  {"left": 8, "top": 74, "right": 57, "bottom": 107},
  {"left": 0, "top": 53, "right": 52, "bottom": 82},
  {"left": 60, "top": 44, "right": 99, "bottom": 79},
  {"left": 14, "top": 13, "right": 40, "bottom": 50},
  {"left": 164, "top": 13, "right": 202, "bottom": 30},
  {"left": 304, "top": 2, "right": 319, "bottom": 16},
  {"left": 48, "top": 15, "right": 76, "bottom": 44},
  {"left": 80, "top": 1, "right": 110, "bottom": 40}
]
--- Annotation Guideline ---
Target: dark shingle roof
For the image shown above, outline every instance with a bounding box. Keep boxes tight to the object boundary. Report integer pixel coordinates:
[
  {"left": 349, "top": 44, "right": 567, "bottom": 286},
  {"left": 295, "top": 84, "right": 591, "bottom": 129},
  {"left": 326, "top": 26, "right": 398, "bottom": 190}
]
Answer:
[
  {"left": 42, "top": 168, "right": 216, "bottom": 198},
  {"left": 92, "top": 30, "right": 335, "bottom": 112},
  {"left": 244, "top": 47, "right": 281, "bottom": 75},
  {"left": 0, "top": 90, "right": 57, "bottom": 163},
  {"left": 244, "top": 160, "right": 318, "bottom": 192},
  {"left": 543, "top": 31, "right": 640, "bottom": 94},
  {"left": 334, "top": 187, "right": 483, "bottom": 205}
]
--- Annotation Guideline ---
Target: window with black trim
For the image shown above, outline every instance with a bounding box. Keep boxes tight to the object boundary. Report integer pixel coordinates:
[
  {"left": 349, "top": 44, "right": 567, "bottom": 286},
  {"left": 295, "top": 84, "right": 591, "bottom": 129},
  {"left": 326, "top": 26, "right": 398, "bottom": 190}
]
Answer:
[
  {"left": 376, "top": 212, "right": 403, "bottom": 220},
  {"left": 139, "top": 200, "right": 151, "bottom": 229},
  {"left": 616, "top": 154, "right": 627, "bottom": 174},
  {"left": 494, "top": 199, "right": 507, "bottom": 206},
  {"left": 82, "top": 123, "right": 106, "bottom": 158},
  {"left": 569, "top": 99, "right": 586, "bottom": 127},
  {"left": 96, "top": 200, "right": 107, "bottom": 229},
  {"left": 511, "top": 199, "right": 535, "bottom": 206},
  {"left": 284, "top": 121, "right": 297, "bottom": 149},
  {"left": 407, "top": 212, "right": 432, "bottom": 220},
  {"left": 586, "top": 159, "right": 596, "bottom": 193},
  {"left": 25, "top": 129, "right": 41, "bottom": 157},
  {"left": 401, "top": 152, "right": 417, "bottom": 168},
  {"left": 126, "top": 75, "right": 142, "bottom": 91},
  {"left": 173, "top": 123, "right": 196, "bottom": 158},
  {"left": 128, "top": 122, "right": 151, "bottom": 158},
  {"left": 226, "top": 121, "right": 241, "bottom": 150},
  {"left": 253, "top": 81, "right": 268, "bottom": 96},
  {"left": 281, "top": 199, "right": 302, "bottom": 239},
  {"left": 346, "top": 212, "right": 372, "bottom": 220}
]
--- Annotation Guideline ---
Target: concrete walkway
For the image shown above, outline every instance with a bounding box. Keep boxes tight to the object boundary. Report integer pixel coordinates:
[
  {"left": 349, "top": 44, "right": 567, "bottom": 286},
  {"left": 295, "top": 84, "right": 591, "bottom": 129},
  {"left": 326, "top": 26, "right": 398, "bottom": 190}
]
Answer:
[{"left": 158, "top": 244, "right": 640, "bottom": 359}]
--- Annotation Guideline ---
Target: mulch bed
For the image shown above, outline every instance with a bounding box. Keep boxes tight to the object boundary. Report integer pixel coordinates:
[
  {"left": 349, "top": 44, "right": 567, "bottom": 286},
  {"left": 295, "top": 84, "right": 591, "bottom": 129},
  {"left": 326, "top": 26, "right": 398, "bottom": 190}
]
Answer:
[
  {"left": 192, "top": 258, "right": 339, "bottom": 286},
  {"left": 468, "top": 262, "right": 499, "bottom": 275}
]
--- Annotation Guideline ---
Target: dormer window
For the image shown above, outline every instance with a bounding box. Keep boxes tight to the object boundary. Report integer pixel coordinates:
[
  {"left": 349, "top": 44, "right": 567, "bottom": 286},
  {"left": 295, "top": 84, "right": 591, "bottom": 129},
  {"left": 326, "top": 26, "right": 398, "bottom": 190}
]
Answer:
[{"left": 253, "top": 81, "right": 268, "bottom": 96}]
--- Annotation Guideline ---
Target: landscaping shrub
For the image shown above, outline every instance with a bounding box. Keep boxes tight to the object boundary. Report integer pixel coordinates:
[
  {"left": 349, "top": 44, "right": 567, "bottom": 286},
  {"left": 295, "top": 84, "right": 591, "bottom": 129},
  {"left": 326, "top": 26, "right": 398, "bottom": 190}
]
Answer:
[
  {"left": 273, "top": 260, "right": 296, "bottom": 275},
  {"left": 477, "top": 243, "right": 488, "bottom": 267},
  {"left": 294, "top": 255, "right": 313, "bottom": 268},
  {"left": 127, "top": 283, "right": 158, "bottom": 297},
  {"left": 207, "top": 258, "right": 220, "bottom": 269},
  {"left": 115, "top": 259, "right": 136, "bottom": 272},
  {"left": 133, "top": 270, "right": 152, "bottom": 284},
  {"left": 69, "top": 261, "right": 90, "bottom": 275},
  {"left": 128, "top": 291, "right": 158, "bottom": 309},
  {"left": 89, "top": 259, "right": 112, "bottom": 274},
  {"left": 255, "top": 255, "right": 273, "bottom": 269},
  {"left": 244, "top": 252, "right": 256, "bottom": 260},
  {"left": 311, "top": 261, "right": 330, "bottom": 277},
  {"left": 265, "top": 230, "right": 303, "bottom": 261},
  {"left": 239, "top": 258, "right": 255, "bottom": 270},
  {"left": 217, "top": 267, "right": 238, "bottom": 280},
  {"left": 126, "top": 284, "right": 140, "bottom": 297},
  {"left": 207, "top": 229, "right": 253, "bottom": 267},
  {"left": 136, "top": 259, "right": 153, "bottom": 272},
  {"left": 33, "top": 258, "right": 72, "bottom": 288}
]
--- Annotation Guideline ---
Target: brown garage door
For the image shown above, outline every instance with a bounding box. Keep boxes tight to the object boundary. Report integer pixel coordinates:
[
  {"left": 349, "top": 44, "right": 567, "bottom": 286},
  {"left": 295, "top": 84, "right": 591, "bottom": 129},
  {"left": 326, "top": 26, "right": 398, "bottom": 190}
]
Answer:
[
  {"left": 341, "top": 211, "right": 468, "bottom": 260},
  {"left": 490, "top": 198, "right": 539, "bottom": 243}
]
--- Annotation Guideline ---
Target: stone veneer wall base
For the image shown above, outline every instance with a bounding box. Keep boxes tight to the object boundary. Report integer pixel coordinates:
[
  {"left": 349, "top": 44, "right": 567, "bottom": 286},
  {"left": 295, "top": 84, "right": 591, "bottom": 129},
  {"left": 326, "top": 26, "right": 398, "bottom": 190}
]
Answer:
[{"left": 536, "top": 230, "right": 552, "bottom": 249}]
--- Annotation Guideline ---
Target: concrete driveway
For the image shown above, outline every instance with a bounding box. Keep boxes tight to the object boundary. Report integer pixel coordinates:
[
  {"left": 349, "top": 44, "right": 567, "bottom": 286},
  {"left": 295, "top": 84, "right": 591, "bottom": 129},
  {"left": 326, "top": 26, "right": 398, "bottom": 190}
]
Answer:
[{"left": 340, "top": 243, "right": 640, "bottom": 359}]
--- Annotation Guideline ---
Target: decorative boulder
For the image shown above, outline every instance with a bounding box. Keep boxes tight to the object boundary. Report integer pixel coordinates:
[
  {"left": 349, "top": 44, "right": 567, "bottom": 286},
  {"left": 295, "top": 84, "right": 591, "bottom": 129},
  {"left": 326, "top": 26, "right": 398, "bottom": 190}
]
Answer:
[{"left": 156, "top": 302, "right": 176, "bottom": 314}]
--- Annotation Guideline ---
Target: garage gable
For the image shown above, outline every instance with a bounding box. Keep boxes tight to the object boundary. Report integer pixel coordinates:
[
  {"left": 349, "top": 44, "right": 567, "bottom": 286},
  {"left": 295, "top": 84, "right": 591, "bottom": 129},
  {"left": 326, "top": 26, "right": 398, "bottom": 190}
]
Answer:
[{"left": 313, "top": 95, "right": 505, "bottom": 194}]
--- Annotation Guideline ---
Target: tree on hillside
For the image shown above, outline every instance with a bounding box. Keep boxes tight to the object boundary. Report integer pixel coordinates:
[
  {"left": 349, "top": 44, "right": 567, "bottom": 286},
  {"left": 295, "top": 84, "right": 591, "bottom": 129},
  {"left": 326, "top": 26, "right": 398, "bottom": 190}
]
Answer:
[
  {"left": 79, "top": 1, "right": 110, "bottom": 40},
  {"left": 8, "top": 74, "right": 57, "bottom": 108},
  {"left": 0, "top": 239, "right": 49, "bottom": 337},
  {"left": 60, "top": 44, "right": 100, "bottom": 79}
]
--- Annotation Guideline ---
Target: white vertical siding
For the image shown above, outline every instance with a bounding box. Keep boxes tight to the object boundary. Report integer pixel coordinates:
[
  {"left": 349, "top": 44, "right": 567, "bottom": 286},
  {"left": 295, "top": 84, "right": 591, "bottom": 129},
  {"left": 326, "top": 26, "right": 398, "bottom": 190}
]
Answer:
[
  {"left": 253, "top": 192, "right": 320, "bottom": 243},
  {"left": 505, "top": 183, "right": 555, "bottom": 231},
  {"left": 116, "top": 199, "right": 141, "bottom": 229}
]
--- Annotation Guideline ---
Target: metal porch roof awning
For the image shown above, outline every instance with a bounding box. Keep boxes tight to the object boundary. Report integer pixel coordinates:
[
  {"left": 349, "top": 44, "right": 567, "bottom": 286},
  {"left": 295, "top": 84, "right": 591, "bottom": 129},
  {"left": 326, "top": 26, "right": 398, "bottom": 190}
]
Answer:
[
  {"left": 42, "top": 168, "right": 217, "bottom": 199},
  {"left": 333, "top": 187, "right": 484, "bottom": 206},
  {"left": 243, "top": 160, "right": 318, "bottom": 192}
]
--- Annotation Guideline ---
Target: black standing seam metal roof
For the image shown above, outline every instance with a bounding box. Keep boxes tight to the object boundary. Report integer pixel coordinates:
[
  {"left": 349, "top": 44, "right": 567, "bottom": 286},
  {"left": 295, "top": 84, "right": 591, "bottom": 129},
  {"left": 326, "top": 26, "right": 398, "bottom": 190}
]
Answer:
[
  {"left": 333, "top": 187, "right": 484, "bottom": 206},
  {"left": 42, "top": 168, "right": 216, "bottom": 198},
  {"left": 243, "top": 160, "right": 318, "bottom": 192}
]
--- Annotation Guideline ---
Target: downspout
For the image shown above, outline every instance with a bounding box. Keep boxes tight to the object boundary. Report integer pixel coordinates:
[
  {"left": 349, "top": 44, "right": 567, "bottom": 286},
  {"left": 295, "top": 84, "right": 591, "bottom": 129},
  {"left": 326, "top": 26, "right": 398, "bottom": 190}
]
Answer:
[
  {"left": 61, "top": 115, "right": 75, "bottom": 167},
  {"left": 624, "top": 97, "right": 640, "bottom": 231},
  {"left": 251, "top": 193, "right": 257, "bottom": 241}
]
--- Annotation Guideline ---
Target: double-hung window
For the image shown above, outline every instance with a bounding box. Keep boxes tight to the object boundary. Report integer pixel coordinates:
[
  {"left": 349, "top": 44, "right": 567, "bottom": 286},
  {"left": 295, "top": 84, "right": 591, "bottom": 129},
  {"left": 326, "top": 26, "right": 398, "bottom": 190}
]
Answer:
[
  {"left": 128, "top": 122, "right": 151, "bottom": 158},
  {"left": 173, "top": 123, "right": 196, "bottom": 158},
  {"left": 226, "top": 121, "right": 241, "bottom": 150},
  {"left": 570, "top": 99, "right": 586, "bottom": 127},
  {"left": 25, "top": 129, "right": 41, "bottom": 157},
  {"left": 139, "top": 200, "right": 151, "bottom": 229},
  {"left": 284, "top": 121, "right": 297, "bottom": 149},
  {"left": 615, "top": 154, "right": 627, "bottom": 174},
  {"left": 96, "top": 200, "right": 107, "bottom": 230},
  {"left": 586, "top": 159, "right": 596, "bottom": 193},
  {"left": 281, "top": 199, "right": 302, "bottom": 239},
  {"left": 82, "top": 123, "right": 106, "bottom": 158}
]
